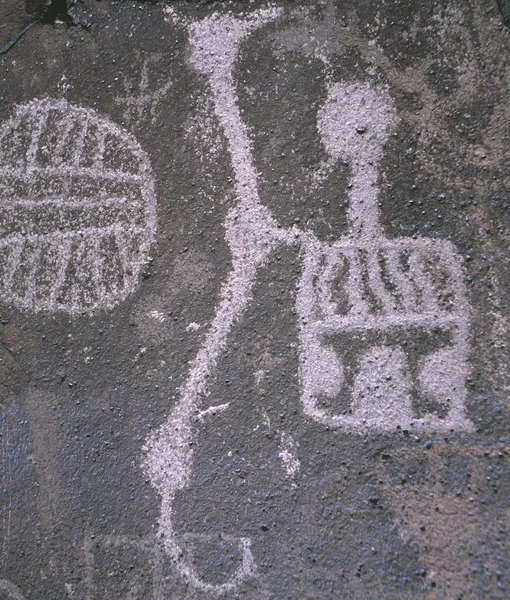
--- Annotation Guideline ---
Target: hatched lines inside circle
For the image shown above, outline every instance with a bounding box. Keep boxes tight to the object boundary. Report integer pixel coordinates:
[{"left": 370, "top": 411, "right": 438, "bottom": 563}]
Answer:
[
  {"left": 0, "top": 104, "right": 148, "bottom": 180},
  {"left": 0, "top": 226, "right": 148, "bottom": 312},
  {"left": 0, "top": 99, "right": 157, "bottom": 313},
  {"left": 18, "top": 102, "right": 138, "bottom": 173}
]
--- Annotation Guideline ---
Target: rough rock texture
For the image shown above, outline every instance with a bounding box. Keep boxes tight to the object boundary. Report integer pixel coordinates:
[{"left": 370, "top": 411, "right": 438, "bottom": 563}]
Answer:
[{"left": 0, "top": 1, "right": 508, "bottom": 598}]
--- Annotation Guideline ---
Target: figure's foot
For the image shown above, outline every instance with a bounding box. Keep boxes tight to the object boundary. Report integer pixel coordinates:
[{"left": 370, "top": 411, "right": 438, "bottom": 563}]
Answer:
[{"left": 172, "top": 533, "right": 257, "bottom": 594}]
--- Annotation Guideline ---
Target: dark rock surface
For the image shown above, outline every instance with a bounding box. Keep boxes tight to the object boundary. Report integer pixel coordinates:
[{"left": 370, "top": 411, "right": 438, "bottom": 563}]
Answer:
[{"left": 0, "top": 1, "right": 508, "bottom": 598}]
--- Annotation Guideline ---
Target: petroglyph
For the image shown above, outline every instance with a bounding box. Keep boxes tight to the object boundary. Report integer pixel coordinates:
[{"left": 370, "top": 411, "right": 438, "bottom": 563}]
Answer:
[
  {"left": 82, "top": 532, "right": 262, "bottom": 599},
  {"left": 83, "top": 534, "right": 165, "bottom": 600},
  {"left": 143, "top": 8, "right": 289, "bottom": 594},
  {"left": 0, "top": 99, "right": 157, "bottom": 314},
  {"left": 297, "top": 82, "right": 472, "bottom": 431},
  {"left": 143, "top": 5, "right": 472, "bottom": 594},
  {"left": 115, "top": 54, "right": 173, "bottom": 125}
]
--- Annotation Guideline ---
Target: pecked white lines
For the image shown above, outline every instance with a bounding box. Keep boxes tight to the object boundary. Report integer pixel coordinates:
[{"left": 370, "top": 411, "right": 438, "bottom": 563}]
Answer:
[
  {"left": 0, "top": 98, "right": 157, "bottom": 313},
  {"left": 143, "top": 8, "right": 292, "bottom": 594},
  {"left": 143, "top": 6, "right": 473, "bottom": 595}
]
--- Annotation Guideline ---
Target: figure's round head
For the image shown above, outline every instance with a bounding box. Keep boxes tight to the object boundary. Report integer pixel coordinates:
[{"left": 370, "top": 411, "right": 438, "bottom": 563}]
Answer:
[{"left": 317, "top": 82, "right": 396, "bottom": 166}]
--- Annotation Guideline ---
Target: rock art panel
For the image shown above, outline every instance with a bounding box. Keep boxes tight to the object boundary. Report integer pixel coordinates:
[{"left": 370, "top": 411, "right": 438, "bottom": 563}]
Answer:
[
  {"left": 0, "top": 0, "right": 507, "bottom": 597},
  {"left": 143, "top": 5, "right": 473, "bottom": 595},
  {"left": 0, "top": 99, "right": 157, "bottom": 314}
]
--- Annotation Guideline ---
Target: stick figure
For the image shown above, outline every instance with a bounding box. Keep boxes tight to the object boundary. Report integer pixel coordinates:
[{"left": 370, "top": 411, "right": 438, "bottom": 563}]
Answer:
[
  {"left": 143, "top": 7, "right": 472, "bottom": 593},
  {"left": 143, "top": 9, "right": 292, "bottom": 594}
]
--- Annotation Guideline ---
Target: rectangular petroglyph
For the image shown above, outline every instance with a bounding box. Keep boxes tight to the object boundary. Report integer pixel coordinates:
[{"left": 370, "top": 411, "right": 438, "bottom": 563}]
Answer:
[{"left": 83, "top": 535, "right": 165, "bottom": 600}]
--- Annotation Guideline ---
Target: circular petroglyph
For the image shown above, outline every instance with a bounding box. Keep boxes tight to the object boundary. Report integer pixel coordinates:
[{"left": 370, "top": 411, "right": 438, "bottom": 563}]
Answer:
[{"left": 0, "top": 98, "right": 157, "bottom": 313}]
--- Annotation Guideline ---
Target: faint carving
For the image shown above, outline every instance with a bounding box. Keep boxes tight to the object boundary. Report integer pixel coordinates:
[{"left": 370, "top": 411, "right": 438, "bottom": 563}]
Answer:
[
  {"left": 278, "top": 430, "right": 300, "bottom": 486},
  {"left": 82, "top": 532, "right": 258, "bottom": 599},
  {"left": 0, "top": 99, "right": 157, "bottom": 313},
  {"left": 83, "top": 535, "right": 165, "bottom": 600},
  {"left": 115, "top": 54, "right": 173, "bottom": 125},
  {"left": 25, "top": 389, "right": 62, "bottom": 531}
]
